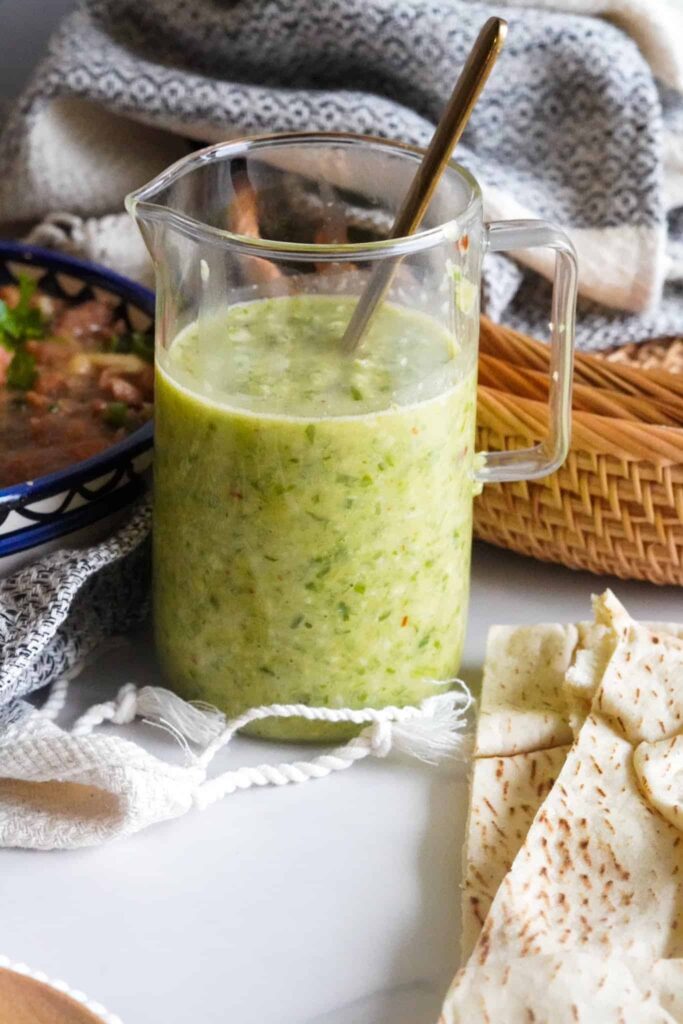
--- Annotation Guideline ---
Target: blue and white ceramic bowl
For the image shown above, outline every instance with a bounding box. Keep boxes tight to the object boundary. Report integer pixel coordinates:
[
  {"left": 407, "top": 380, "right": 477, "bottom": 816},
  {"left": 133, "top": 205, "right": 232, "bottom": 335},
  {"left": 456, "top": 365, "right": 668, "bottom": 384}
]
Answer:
[{"left": 0, "top": 243, "right": 154, "bottom": 577}]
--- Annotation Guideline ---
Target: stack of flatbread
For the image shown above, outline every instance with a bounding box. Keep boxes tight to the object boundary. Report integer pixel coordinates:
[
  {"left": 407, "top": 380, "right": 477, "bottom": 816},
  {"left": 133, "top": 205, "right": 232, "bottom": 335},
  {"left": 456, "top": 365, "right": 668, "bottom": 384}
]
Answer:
[{"left": 442, "top": 591, "right": 683, "bottom": 1023}]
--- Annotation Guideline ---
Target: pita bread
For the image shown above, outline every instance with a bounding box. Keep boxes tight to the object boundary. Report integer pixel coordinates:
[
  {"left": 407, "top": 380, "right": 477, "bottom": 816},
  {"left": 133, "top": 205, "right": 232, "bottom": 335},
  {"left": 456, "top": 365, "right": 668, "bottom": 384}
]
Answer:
[
  {"left": 475, "top": 623, "right": 577, "bottom": 757},
  {"left": 634, "top": 734, "right": 683, "bottom": 832},
  {"left": 471, "top": 592, "right": 683, "bottom": 758},
  {"left": 564, "top": 591, "right": 683, "bottom": 737},
  {"left": 440, "top": 952, "right": 683, "bottom": 1024},
  {"left": 461, "top": 744, "right": 569, "bottom": 960},
  {"left": 596, "top": 620, "right": 683, "bottom": 745},
  {"left": 446, "top": 597, "right": 683, "bottom": 1022},
  {"left": 563, "top": 620, "right": 617, "bottom": 734},
  {"left": 653, "top": 959, "right": 683, "bottom": 1018},
  {"left": 472, "top": 714, "right": 682, "bottom": 962},
  {"left": 462, "top": 619, "right": 580, "bottom": 957}
]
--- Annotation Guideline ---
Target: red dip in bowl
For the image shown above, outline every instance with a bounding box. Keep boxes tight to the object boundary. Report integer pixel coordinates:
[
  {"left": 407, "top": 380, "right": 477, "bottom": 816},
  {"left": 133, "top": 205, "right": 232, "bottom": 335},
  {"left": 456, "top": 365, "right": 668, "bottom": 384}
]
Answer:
[{"left": 0, "top": 274, "right": 154, "bottom": 488}]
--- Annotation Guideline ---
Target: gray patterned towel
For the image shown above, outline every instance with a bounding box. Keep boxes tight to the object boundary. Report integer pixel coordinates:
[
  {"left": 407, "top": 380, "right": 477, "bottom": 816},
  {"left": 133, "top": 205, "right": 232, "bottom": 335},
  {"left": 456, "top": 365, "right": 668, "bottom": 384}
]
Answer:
[
  {"left": 0, "top": 0, "right": 683, "bottom": 726},
  {"left": 0, "top": 502, "right": 150, "bottom": 726},
  {"left": 1, "top": 0, "right": 683, "bottom": 348}
]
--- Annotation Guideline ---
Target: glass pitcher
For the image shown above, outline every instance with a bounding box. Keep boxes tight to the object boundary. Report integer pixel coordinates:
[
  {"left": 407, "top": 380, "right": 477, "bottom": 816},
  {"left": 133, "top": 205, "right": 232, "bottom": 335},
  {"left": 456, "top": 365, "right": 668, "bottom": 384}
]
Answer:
[{"left": 127, "top": 132, "right": 577, "bottom": 741}]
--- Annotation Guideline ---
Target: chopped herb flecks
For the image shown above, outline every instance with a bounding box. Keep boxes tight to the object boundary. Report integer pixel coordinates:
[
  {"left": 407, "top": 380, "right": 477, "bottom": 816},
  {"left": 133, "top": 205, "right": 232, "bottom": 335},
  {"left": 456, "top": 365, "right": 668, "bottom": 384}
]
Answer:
[
  {"left": 7, "top": 346, "right": 37, "bottom": 390},
  {"left": 110, "top": 330, "right": 154, "bottom": 363},
  {"left": 103, "top": 401, "right": 129, "bottom": 428},
  {"left": 0, "top": 274, "right": 47, "bottom": 390}
]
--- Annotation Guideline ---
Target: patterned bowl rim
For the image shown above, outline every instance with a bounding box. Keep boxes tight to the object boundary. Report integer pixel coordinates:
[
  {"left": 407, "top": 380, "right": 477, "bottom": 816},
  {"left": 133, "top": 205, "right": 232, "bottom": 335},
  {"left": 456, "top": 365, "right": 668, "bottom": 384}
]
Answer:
[{"left": 0, "top": 241, "right": 154, "bottom": 511}]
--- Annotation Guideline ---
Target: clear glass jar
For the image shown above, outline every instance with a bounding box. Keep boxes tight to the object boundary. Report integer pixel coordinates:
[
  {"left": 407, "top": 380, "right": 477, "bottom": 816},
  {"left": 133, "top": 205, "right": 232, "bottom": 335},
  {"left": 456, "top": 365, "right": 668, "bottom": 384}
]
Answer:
[{"left": 128, "top": 132, "right": 577, "bottom": 740}]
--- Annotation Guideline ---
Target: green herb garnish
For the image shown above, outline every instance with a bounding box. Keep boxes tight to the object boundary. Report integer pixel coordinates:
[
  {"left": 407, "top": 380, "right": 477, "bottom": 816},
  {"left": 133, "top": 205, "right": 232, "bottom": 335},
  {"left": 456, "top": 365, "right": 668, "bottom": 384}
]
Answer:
[
  {"left": 131, "top": 332, "right": 154, "bottom": 363},
  {"left": 110, "top": 330, "right": 154, "bottom": 363},
  {"left": 7, "top": 346, "right": 38, "bottom": 390},
  {"left": 0, "top": 274, "right": 46, "bottom": 390},
  {"left": 102, "top": 401, "right": 129, "bottom": 428},
  {"left": 0, "top": 275, "right": 46, "bottom": 341}
]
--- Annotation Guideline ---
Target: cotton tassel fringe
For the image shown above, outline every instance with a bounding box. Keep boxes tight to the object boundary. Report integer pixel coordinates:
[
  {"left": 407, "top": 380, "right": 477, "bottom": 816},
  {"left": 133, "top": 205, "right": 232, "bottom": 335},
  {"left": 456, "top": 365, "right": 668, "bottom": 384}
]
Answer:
[
  {"left": 388, "top": 688, "right": 474, "bottom": 763},
  {"left": 133, "top": 683, "right": 473, "bottom": 762},
  {"left": 109, "top": 682, "right": 474, "bottom": 762},
  {"left": 135, "top": 687, "right": 226, "bottom": 747},
  {"left": 51, "top": 677, "right": 474, "bottom": 808}
]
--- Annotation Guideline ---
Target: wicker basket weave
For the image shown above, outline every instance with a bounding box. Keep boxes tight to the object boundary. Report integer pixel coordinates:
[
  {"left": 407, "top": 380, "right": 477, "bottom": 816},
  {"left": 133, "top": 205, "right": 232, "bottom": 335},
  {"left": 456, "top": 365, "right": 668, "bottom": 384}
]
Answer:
[{"left": 474, "top": 318, "right": 683, "bottom": 585}]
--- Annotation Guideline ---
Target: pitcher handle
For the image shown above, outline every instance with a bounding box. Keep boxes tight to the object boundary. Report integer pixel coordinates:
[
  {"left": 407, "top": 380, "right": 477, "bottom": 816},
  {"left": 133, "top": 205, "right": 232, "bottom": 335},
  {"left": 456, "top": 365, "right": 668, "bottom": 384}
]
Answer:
[{"left": 475, "top": 220, "right": 578, "bottom": 483}]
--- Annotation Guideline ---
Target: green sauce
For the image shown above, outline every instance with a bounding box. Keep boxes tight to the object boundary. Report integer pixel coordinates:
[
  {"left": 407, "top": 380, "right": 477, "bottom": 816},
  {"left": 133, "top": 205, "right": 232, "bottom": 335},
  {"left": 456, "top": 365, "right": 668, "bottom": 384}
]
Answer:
[{"left": 154, "top": 295, "right": 477, "bottom": 740}]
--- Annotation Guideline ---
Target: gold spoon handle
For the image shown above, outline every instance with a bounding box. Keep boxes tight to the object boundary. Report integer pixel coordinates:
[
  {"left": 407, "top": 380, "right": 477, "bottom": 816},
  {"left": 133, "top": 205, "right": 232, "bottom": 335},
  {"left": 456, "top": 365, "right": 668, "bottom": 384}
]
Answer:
[{"left": 341, "top": 16, "right": 508, "bottom": 353}]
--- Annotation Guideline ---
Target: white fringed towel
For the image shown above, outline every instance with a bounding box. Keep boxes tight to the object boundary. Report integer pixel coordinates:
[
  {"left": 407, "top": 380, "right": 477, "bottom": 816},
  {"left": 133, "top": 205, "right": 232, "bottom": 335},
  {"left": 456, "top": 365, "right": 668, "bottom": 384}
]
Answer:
[{"left": 0, "top": 677, "right": 472, "bottom": 850}]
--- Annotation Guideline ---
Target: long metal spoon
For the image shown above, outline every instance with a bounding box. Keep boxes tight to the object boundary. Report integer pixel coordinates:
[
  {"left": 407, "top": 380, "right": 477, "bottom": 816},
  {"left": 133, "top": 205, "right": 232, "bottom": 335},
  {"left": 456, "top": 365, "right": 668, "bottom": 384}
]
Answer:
[{"left": 341, "top": 16, "right": 507, "bottom": 353}]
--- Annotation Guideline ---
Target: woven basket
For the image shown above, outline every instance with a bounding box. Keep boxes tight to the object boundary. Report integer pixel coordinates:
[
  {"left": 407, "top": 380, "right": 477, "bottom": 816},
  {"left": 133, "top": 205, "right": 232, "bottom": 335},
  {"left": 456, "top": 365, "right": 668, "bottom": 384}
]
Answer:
[{"left": 474, "top": 318, "right": 683, "bottom": 585}]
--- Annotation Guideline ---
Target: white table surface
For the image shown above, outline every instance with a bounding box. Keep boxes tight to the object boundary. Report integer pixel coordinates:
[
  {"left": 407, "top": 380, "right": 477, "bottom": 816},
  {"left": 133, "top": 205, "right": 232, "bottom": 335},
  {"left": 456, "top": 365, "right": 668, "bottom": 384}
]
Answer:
[{"left": 2, "top": 542, "right": 680, "bottom": 1024}]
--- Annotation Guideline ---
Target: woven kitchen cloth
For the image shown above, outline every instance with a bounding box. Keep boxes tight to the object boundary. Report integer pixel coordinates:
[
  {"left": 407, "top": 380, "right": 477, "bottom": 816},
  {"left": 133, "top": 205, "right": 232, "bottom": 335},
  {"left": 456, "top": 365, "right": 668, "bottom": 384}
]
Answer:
[
  {"left": 0, "top": 500, "right": 150, "bottom": 729},
  {"left": 1, "top": 0, "right": 682, "bottom": 349}
]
